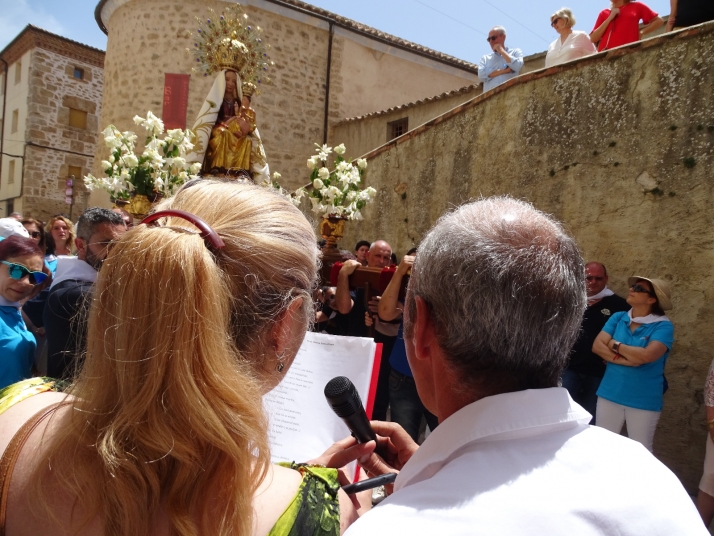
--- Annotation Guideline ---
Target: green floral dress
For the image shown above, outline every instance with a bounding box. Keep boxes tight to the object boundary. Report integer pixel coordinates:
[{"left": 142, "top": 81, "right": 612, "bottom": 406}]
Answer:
[
  {"left": 269, "top": 463, "right": 342, "bottom": 536},
  {"left": 0, "top": 378, "right": 342, "bottom": 536}
]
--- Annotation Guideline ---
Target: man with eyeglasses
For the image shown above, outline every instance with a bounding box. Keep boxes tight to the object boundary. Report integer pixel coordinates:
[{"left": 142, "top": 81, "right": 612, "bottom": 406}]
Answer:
[
  {"left": 562, "top": 262, "right": 628, "bottom": 424},
  {"left": 477, "top": 26, "right": 524, "bottom": 92},
  {"left": 44, "top": 207, "right": 126, "bottom": 380}
]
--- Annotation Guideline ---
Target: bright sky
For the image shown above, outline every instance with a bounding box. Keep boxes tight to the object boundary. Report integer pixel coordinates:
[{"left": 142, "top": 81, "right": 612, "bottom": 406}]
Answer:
[{"left": 1, "top": 0, "right": 671, "bottom": 61}]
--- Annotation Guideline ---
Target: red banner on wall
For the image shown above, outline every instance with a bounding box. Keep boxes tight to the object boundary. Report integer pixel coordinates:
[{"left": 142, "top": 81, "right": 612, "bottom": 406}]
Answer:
[{"left": 162, "top": 74, "right": 190, "bottom": 130}]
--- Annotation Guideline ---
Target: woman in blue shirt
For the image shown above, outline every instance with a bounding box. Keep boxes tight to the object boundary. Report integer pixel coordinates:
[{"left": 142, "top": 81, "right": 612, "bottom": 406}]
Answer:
[
  {"left": 593, "top": 276, "right": 673, "bottom": 452},
  {"left": 0, "top": 236, "right": 47, "bottom": 389}
]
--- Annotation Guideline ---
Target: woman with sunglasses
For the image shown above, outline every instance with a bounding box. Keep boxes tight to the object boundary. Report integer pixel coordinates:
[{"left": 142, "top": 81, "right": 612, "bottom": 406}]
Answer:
[
  {"left": 47, "top": 215, "right": 75, "bottom": 256},
  {"left": 0, "top": 181, "right": 372, "bottom": 536},
  {"left": 592, "top": 276, "right": 674, "bottom": 451},
  {"left": 20, "top": 218, "right": 46, "bottom": 253},
  {"left": 0, "top": 235, "right": 48, "bottom": 390},
  {"left": 545, "top": 8, "right": 597, "bottom": 68}
]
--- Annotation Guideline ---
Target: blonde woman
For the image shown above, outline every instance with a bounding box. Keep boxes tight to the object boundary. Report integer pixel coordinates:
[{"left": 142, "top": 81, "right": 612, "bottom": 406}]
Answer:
[
  {"left": 546, "top": 8, "right": 597, "bottom": 67},
  {"left": 47, "top": 214, "right": 75, "bottom": 256},
  {"left": 0, "top": 181, "right": 370, "bottom": 536}
]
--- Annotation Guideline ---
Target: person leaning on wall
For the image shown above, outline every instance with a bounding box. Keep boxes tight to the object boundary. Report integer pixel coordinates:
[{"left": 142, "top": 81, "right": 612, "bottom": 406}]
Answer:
[
  {"left": 545, "top": 8, "right": 597, "bottom": 68},
  {"left": 667, "top": 0, "right": 714, "bottom": 32},
  {"left": 590, "top": 0, "right": 664, "bottom": 52}
]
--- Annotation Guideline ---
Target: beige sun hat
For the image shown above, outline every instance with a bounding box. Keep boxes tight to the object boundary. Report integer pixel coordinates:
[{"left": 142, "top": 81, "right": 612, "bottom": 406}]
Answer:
[{"left": 627, "top": 276, "right": 672, "bottom": 310}]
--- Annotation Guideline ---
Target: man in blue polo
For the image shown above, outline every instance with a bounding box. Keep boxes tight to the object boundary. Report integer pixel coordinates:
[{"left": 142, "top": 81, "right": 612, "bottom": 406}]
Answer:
[{"left": 478, "top": 26, "right": 524, "bottom": 92}]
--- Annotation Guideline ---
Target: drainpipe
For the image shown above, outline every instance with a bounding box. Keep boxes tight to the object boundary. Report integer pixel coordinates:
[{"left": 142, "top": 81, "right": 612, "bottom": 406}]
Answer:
[
  {"left": 323, "top": 22, "right": 334, "bottom": 145},
  {"left": 0, "top": 58, "right": 8, "bottom": 197}
]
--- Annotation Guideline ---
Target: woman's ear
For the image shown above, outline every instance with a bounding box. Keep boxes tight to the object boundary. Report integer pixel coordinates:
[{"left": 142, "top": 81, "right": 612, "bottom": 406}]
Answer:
[{"left": 271, "top": 297, "right": 305, "bottom": 355}]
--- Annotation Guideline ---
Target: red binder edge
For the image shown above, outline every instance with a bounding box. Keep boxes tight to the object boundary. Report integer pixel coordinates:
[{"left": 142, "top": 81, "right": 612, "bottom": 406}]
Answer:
[
  {"left": 354, "top": 342, "right": 382, "bottom": 482},
  {"left": 365, "top": 342, "right": 382, "bottom": 419}
]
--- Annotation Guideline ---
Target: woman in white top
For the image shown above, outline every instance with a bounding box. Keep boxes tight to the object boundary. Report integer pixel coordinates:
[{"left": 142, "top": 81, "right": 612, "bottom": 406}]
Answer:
[{"left": 545, "top": 8, "right": 597, "bottom": 68}]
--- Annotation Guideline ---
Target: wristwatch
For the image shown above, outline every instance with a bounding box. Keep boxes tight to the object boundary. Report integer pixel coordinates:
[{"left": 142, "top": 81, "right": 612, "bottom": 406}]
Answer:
[{"left": 612, "top": 341, "right": 621, "bottom": 353}]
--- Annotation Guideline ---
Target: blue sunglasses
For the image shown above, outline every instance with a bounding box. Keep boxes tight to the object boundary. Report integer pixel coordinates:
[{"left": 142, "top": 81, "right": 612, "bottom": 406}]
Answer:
[{"left": 1, "top": 261, "right": 48, "bottom": 285}]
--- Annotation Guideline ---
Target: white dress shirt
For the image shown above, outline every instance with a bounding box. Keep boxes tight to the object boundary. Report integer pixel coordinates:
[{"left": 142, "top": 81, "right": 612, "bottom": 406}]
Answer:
[
  {"left": 545, "top": 30, "right": 597, "bottom": 68},
  {"left": 50, "top": 256, "right": 97, "bottom": 289},
  {"left": 347, "top": 388, "right": 707, "bottom": 535}
]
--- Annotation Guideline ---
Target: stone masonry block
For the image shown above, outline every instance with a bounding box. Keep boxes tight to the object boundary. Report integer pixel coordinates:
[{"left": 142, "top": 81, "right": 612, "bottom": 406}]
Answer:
[{"left": 61, "top": 95, "right": 97, "bottom": 114}]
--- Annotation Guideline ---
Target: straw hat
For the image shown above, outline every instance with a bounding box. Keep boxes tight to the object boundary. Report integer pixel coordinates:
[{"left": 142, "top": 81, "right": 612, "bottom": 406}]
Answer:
[{"left": 627, "top": 276, "right": 672, "bottom": 310}]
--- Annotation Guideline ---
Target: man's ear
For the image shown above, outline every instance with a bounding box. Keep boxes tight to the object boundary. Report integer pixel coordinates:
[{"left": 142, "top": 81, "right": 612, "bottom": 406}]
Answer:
[
  {"left": 412, "top": 296, "right": 436, "bottom": 363},
  {"left": 74, "top": 236, "right": 86, "bottom": 253}
]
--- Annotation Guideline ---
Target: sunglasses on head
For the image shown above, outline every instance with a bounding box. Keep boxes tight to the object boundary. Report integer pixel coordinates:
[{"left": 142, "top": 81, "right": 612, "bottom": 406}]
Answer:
[
  {"left": 1, "top": 261, "right": 48, "bottom": 285},
  {"left": 631, "top": 283, "right": 654, "bottom": 295}
]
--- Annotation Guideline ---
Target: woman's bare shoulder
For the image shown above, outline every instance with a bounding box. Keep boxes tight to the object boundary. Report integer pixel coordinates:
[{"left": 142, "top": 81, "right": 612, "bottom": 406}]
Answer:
[
  {"left": 0, "top": 391, "right": 73, "bottom": 456},
  {"left": 252, "top": 464, "right": 304, "bottom": 536}
]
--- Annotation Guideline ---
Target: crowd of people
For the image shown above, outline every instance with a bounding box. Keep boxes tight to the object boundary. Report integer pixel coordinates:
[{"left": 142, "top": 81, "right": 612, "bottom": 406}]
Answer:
[
  {"left": 478, "top": 1, "right": 714, "bottom": 89},
  {"left": 0, "top": 208, "right": 130, "bottom": 388},
  {"left": 0, "top": 184, "right": 713, "bottom": 534}
]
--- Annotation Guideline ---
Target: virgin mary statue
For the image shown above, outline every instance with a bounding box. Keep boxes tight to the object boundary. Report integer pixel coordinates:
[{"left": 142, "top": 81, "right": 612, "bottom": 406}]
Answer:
[{"left": 185, "top": 6, "right": 272, "bottom": 183}]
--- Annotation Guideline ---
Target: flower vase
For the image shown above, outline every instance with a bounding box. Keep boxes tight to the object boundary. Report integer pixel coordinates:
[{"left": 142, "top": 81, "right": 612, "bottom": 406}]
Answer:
[
  {"left": 127, "top": 194, "right": 152, "bottom": 219},
  {"left": 127, "top": 191, "right": 164, "bottom": 220},
  {"left": 319, "top": 216, "right": 346, "bottom": 252},
  {"left": 318, "top": 216, "right": 347, "bottom": 285},
  {"left": 111, "top": 198, "right": 130, "bottom": 210}
]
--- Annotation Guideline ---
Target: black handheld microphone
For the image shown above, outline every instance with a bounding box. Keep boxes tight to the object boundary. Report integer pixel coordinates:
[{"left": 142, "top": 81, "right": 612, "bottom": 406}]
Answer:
[{"left": 324, "top": 376, "right": 377, "bottom": 445}]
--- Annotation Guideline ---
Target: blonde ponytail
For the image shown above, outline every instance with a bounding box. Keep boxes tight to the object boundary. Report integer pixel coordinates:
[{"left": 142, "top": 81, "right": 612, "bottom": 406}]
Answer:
[{"left": 34, "top": 181, "right": 319, "bottom": 536}]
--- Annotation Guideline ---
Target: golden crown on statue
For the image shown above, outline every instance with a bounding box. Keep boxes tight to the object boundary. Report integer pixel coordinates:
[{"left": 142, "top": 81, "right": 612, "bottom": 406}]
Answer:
[{"left": 189, "top": 4, "right": 273, "bottom": 93}]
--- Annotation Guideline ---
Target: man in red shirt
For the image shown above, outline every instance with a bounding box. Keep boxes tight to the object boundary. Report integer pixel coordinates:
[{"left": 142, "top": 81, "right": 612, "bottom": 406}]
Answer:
[{"left": 591, "top": 0, "right": 664, "bottom": 52}]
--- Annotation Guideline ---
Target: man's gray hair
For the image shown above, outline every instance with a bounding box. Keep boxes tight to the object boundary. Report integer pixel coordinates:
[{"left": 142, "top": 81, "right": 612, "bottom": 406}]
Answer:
[
  {"left": 492, "top": 26, "right": 507, "bottom": 35},
  {"left": 77, "top": 207, "right": 125, "bottom": 241},
  {"left": 405, "top": 196, "right": 585, "bottom": 393}
]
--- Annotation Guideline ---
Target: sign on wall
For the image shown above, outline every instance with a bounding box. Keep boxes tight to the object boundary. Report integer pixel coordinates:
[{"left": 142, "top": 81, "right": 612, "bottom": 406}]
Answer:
[{"left": 162, "top": 74, "right": 190, "bottom": 130}]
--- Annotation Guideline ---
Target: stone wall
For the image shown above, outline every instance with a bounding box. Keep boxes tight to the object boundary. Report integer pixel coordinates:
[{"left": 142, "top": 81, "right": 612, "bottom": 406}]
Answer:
[
  {"left": 93, "top": 0, "right": 479, "bottom": 193},
  {"left": 343, "top": 23, "right": 714, "bottom": 492},
  {"left": 22, "top": 47, "right": 104, "bottom": 220}
]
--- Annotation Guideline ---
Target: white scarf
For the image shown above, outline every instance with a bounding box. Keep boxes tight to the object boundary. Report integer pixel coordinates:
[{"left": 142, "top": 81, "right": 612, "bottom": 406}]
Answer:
[
  {"left": 628, "top": 309, "right": 670, "bottom": 325},
  {"left": 587, "top": 286, "right": 614, "bottom": 305}
]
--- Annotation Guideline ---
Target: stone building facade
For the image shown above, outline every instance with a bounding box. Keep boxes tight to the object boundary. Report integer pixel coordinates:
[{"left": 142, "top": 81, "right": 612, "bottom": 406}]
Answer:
[
  {"left": 0, "top": 25, "right": 104, "bottom": 220},
  {"left": 332, "top": 51, "right": 550, "bottom": 160},
  {"left": 91, "top": 0, "right": 482, "bottom": 201},
  {"left": 342, "top": 21, "right": 714, "bottom": 493}
]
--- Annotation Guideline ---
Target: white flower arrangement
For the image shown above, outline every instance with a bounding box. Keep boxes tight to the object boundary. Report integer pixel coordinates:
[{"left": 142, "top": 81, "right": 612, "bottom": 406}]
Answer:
[
  {"left": 292, "top": 143, "right": 374, "bottom": 220},
  {"left": 84, "top": 111, "right": 200, "bottom": 200}
]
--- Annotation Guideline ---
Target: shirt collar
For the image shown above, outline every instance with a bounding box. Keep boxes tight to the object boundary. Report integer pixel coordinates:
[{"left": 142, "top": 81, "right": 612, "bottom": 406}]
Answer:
[
  {"left": 0, "top": 295, "right": 21, "bottom": 308},
  {"left": 50, "top": 256, "right": 98, "bottom": 288},
  {"left": 395, "top": 387, "right": 591, "bottom": 491}
]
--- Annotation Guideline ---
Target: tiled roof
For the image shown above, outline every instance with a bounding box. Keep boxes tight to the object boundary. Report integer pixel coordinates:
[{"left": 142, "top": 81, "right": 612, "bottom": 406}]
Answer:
[
  {"left": 337, "top": 83, "right": 482, "bottom": 124},
  {"left": 94, "top": 0, "right": 479, "bottom": 74},
  {"left": 0, "top": 25, "right": 105, "bottom": 67},
  {"left": 272, "top": 0, "right": 479, "bottom": 72}
]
